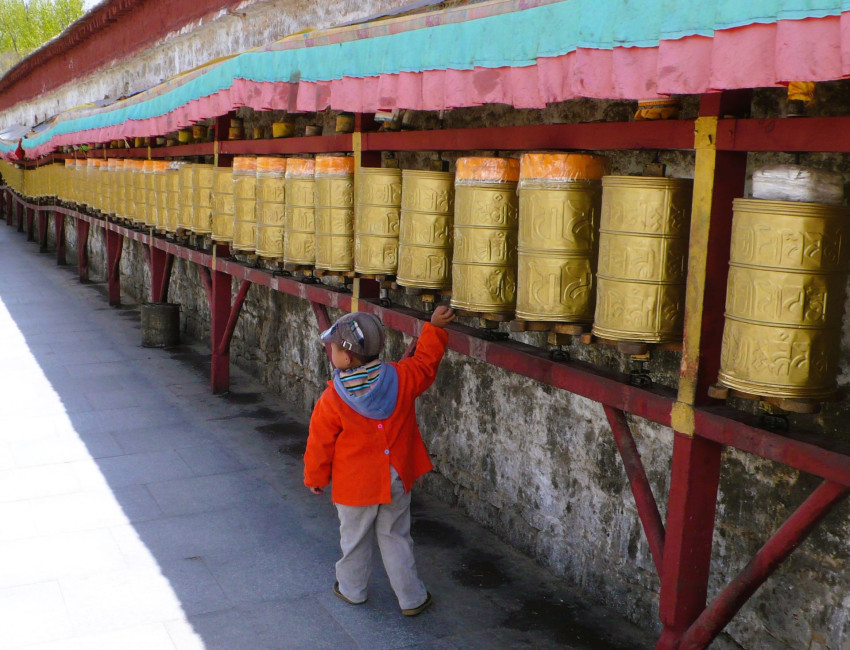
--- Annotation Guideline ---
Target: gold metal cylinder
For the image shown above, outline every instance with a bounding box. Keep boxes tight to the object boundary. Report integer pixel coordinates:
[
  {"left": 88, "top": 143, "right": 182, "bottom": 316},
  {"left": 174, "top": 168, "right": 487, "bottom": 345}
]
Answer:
[
  {"left": 592, "top": 176, "right": 693, "bottom": 342},
  {"left": 132, "top": 161, "right": 148, "bottom": 226},
  {"left": 315, "top": 156, "right": 355, "bottom": 271},
  {"left": 397, "top": 170, "right": 455, "bottom": 289},
  {"left": 211, "top": 168, "right": 234, "bottom": 242},
  {"left": 151, "top": 161, "right": 168, "bottom": 230},
  {"left": 177, "top": 164, "right": 195, "bottom": 232},
  {"left": 718, "top": 198, "right": 850, "bottom": 399},
  {"left": 450, "top": 158, "right": 520, "bottom": 313},
  {"left": 232, "top": 157, "right": 258, "bottom": 253},
  {"left": 284, "top": 159, "right": 316, "bottom": 266},
  {"left": 355, "top": 167, "right": 402, "bottom": 274},
  {"left": 192, "top": 163, "right": 214, "bottom": 235},
  {"left": 164, "top": 163, "right": 185, "bottom": 234},
  {"left": 515, "top": 152, "right": 608, "bottom": 322},
  {"left": 255, "top": 157, "right": 287, "bottom": 258}
]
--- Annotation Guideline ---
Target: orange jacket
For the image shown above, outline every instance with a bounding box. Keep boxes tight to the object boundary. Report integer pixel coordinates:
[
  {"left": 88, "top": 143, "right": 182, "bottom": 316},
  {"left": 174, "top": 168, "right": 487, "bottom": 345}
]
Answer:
[{"left": 304, "top": 322, "right": 448, "bottom": 506}]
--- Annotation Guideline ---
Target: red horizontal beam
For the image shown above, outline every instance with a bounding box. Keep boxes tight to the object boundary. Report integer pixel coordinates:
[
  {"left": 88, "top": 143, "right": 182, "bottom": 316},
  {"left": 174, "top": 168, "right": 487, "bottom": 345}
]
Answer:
[
  {"left": 8, "top": 191, "right": 850, "bottom": 485},
  {"left": 716, "top": 117, "right": 850, "bottom": 152},
  {"left": 219, "top": 135, "right": 353, "bottom": 156},
  {"left": 362, "top": 120, "right": 696, "bottom": 152},
  {"left": 694, "top": 407, "right": 850, "bottom": 488}
]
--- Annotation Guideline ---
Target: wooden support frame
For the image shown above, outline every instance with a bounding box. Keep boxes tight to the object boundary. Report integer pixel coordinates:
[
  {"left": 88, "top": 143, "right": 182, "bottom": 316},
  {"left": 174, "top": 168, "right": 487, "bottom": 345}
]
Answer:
[
  {"left": 37, "top": 208, "right": 48, "bottom": 252},
  {"left": 148, "top": 244, "right": 173, "bottom": 304},
  {"left": 7, "top": 96, "right": 850, "bottom": 649},
  {"left": 75, "top": 217, "right": 89, "bottom": 281},
  {"left": 105, "top": 229, "right": 123, "bottom": 306},
  {"left": 54, "top": 211, "right": 66, "bottom": 265},
  {"left": 25, "top": 207, "right": 34, "bottom": 241}
]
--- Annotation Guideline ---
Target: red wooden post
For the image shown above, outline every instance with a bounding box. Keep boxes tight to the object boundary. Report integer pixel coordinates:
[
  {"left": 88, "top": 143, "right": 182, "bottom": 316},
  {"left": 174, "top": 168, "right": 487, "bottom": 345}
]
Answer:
[
  {"left": 149, "top": 244, "right": 173, "bottom": 303},
  {"left": 16, "top": 201, "right": 23, "bottom": 232},
  {"left": 76, "top": 217, "right": 90, "bottom": 281},
  {"left": 106, "top": 228, "right": 124, "bottom": 306},
  {"left": 55, "top": 211, "right": 66, "bottom": 265},
  {"left": 26, "top": 207, "right": 34, "bottom": 241},
  {"left": 37, "top": 210, "right": 48, "bottom": 252},
  {"left": 659, "top": 90, "right": 752, "bottom": 649},
  {"left": 5, "top": 191, "right": 11, "bottom": 226}
]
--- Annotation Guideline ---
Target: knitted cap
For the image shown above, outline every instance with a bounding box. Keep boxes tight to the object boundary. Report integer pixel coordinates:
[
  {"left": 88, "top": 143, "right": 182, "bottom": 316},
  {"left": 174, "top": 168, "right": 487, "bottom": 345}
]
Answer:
[{"left": 320, "top": 312, "right": 385, "bottom": 358}]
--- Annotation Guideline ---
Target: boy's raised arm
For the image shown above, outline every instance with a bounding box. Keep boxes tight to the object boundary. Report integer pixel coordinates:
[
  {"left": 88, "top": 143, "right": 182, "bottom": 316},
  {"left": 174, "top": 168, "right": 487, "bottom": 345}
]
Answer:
[{"left": 397, "top": 306, "right": 455, "bottom": 396}]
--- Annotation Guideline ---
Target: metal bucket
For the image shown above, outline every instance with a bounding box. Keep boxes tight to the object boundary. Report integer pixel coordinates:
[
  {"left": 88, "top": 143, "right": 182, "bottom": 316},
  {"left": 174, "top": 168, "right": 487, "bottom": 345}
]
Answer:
[
  {"left": 397, "top": 170, "right": 455, "bottom": 289},
  {"left": 211, "top": 168, "right": 234, "bottom": 242},
  {"left": 283, "top": 158, "right": 316, "bottom": 266},
  {"left": 355, "top": 167, "right": 402, "bottom": 274},
  {"left": 141, "top": 302, "right": 180, "bottom": 348},
  {"left": 450, "top": 157, "right": 520, "bottom": 313},
  {"left": 718, "top": 198, "right": 850, "bottom": 399},
  {"left": 592, "top": 176, "right": 692, "bottom": 342},
  {"left": 516, "top": 153, "right": 607, "bottom": 322},
  {"left": 315, "top": 156, "right": 355, "bottom": 271}
]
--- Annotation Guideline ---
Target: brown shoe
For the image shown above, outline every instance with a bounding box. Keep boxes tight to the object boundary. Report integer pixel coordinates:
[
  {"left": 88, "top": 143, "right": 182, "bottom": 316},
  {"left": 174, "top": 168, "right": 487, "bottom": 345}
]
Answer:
[
  {"left": 333, "top": 581, "right": 367, "bottom": 605},
  {"left": 402, "top": 592, "right": 433, "bottom": 616}
]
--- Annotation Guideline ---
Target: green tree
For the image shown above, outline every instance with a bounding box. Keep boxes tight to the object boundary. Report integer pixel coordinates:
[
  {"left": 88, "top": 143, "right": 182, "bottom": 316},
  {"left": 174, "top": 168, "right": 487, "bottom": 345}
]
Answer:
[{"left": 0, "top": 0, "right": 84, "bottom": 72}]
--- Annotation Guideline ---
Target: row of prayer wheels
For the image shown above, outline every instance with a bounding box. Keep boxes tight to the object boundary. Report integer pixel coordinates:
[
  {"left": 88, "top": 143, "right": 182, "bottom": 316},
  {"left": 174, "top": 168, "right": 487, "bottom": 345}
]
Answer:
[{"left": 3, "top": 154, "right": 850, "bottom": 404}]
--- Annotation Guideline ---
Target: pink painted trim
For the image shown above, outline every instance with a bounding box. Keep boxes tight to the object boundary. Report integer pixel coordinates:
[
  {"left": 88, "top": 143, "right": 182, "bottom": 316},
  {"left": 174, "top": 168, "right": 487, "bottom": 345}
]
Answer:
[{"left": 19, "top": 15, "right": 850, "bottom": 157}]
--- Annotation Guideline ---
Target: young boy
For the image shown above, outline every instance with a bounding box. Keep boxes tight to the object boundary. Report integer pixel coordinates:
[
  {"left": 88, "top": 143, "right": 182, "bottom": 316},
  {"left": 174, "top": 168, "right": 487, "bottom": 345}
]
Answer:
[{"left": 304, "top": 305, "right": 455, "bottom": 616}]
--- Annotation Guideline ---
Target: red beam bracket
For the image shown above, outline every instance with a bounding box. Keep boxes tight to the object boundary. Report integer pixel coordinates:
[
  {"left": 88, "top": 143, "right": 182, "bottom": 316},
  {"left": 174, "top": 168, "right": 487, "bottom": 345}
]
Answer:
[
  {"left": 76, "top": 217, "right": 90, "bottom": 282},
  {"left": 106, "top": 229, "right": 124, "bottom": 306}
]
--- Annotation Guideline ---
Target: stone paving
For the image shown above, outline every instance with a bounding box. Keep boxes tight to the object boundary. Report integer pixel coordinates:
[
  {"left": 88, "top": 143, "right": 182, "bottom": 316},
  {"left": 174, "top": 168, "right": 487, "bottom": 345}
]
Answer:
[{"left": 0, "top": 223, "right": 653, "bottom": 649}]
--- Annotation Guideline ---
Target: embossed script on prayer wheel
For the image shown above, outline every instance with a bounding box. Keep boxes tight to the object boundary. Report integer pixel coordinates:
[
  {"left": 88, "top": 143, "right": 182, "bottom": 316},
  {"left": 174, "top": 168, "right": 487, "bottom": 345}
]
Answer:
[
  {"left": 450, "top": 157, "right": 520, "bottom": 314},
  {"left": 232, "top": 156, "right": 258, "bottom": 253},
  {"left": 593, "top": 176, "right": 693, "bottom": 342},
  {"left": 151, "top": 161, "right": 169, "bottom": 231},
  {"left": 211, "top": 168, "right": 234, "bottom": 242},
  {"left": 516, "top": 153, "right": 608, "bottom": 322},
  {"left": 284, "top": 158, "right": 316, "bottom": 266},
  {"left": 255, "top": 157, "right": 287, "bottom": 258},
  {"left": 718, "top": 198, "right": 850, "bottom": 400},
  {"left": 177, "top": 163, "right": 195, "bottom": 232},
  {"left": 314, "top": 156, "right": 355, "bottom": 272},
  {"left": 355, "top": 167, "right": 402, "bottom": 274},
  {"left": 396, "top": 170, "right": 455, "bottom": 289},
  {"left": 165, "top": 162, "right": 186, "bottom": 234},
  {"left": 191, "top": 164, "right": 214, "bottom": 235}
]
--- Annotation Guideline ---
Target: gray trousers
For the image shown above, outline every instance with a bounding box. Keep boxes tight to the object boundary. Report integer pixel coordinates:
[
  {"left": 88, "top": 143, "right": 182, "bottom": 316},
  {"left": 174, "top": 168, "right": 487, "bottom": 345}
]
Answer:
[{"left": 335, "top": 467, "right": 427, "bottom": 610}]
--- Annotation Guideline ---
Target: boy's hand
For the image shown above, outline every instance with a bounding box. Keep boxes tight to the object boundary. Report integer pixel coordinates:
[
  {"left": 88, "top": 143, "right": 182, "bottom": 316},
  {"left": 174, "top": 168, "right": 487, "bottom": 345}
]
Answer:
[
  {"left": 308, "top": 487, "right": 324, "bottom": 495},
  {"left": 430, "top": 305, "right": 456, "bottom": 328}
]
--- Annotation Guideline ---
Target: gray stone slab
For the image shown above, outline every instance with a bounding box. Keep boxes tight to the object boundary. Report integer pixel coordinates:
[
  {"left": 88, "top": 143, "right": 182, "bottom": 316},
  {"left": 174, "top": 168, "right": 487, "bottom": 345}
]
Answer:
[
  {"left": 0, "top": 463, "right": 82, "bottom": 503},
  {"left": 146, "top": 471, "right": 282, "bottom": 518},
  {"left": 175, "top": 442, "right": 250, "bottom": 475},
  {"left": 0, "top": 581, "right": 74, "bottom": 650},
  {"left": 85, "top": 449, "right": 195, "bottom": 488},
  {"left": 111, "top": 424, "right": 214, "bottom": 455},
  {"left": 9, "top": 430, "right": 122, "bottom": 467}
]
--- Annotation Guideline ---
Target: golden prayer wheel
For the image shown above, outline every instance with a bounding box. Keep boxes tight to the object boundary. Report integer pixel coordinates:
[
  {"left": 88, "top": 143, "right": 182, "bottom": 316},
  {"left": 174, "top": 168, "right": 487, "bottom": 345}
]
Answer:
[
  {"left": 516, "top": 153, "right": 609, "bottom": 322},
  {"left": 164, "top": 162, "right": 185, "bottom": 234},
  {"left": 255, "top": 157, "right": 287, "bottom": 258},
  {"left": 396, "top": 170, "right": 455, "bottom": 289},
  {"left": 717, "top": 198, "right": 850, "bottom": 400},
  {"left": 120, "top": 160, "right": 137, "bottom": 220},
  {"left": 143, "top": 160, "right": 160, "bottom": 228},
  {"left": 192, "top": 124, "right": 208, "bottom": 142},
  {"left": 130, "top": 160, "right": 147, "bottom": 225},
  {"left": 450, "top": 157, "right": 520, "bottom": 314},
  {"left": 283, "top": 158, "right": 316, "bottom": 266},
  {"left": 211, "top": 168, "right": 235, "bottom": 242},
  {"left": 192, "top": 163, "right": 214, "bottom": 235},
  {"left": 232, "top": 156, "right": 258, "bottom": 252},
  {"left": 355, "top": 167, "right": 402, "bottom": 274},
  {"left": 177, "top": 163, "right": 195, "bottom": 232},
  {"left": 593, "top": 175, "right": 693, "bottom": 342},
  {"left": 152, "top": 161, "right": 169, "bottom": 231},
  {"left": 314, "top": 155, "right": 355, "bottom": 271},
  {"left": 273, "top": 121, "right": 294, "bottom": 138}
]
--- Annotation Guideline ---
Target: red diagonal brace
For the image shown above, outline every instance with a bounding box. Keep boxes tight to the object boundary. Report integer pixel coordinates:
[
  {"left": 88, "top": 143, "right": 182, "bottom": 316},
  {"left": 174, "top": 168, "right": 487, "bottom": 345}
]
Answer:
[
  {"left": 76, "top": 217, "right": 90, "bottom": 281},
  {"left": 106, "top": 229, "right": 124, "bottom": 306},
  {"left": 604, "top": 406, "right": 666, "bottom": 575},
  {"left": 55, "top": 212, "right": 66, "bottom": 265},
  {"left": 37, "top": 210, "right": 48, "bottom": 252},
  {"left": 148, "top": 245, "right": 173, "bottom": 304},
  {"left": 679, "top": 480, "right": 849, "bottom": 650}
]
